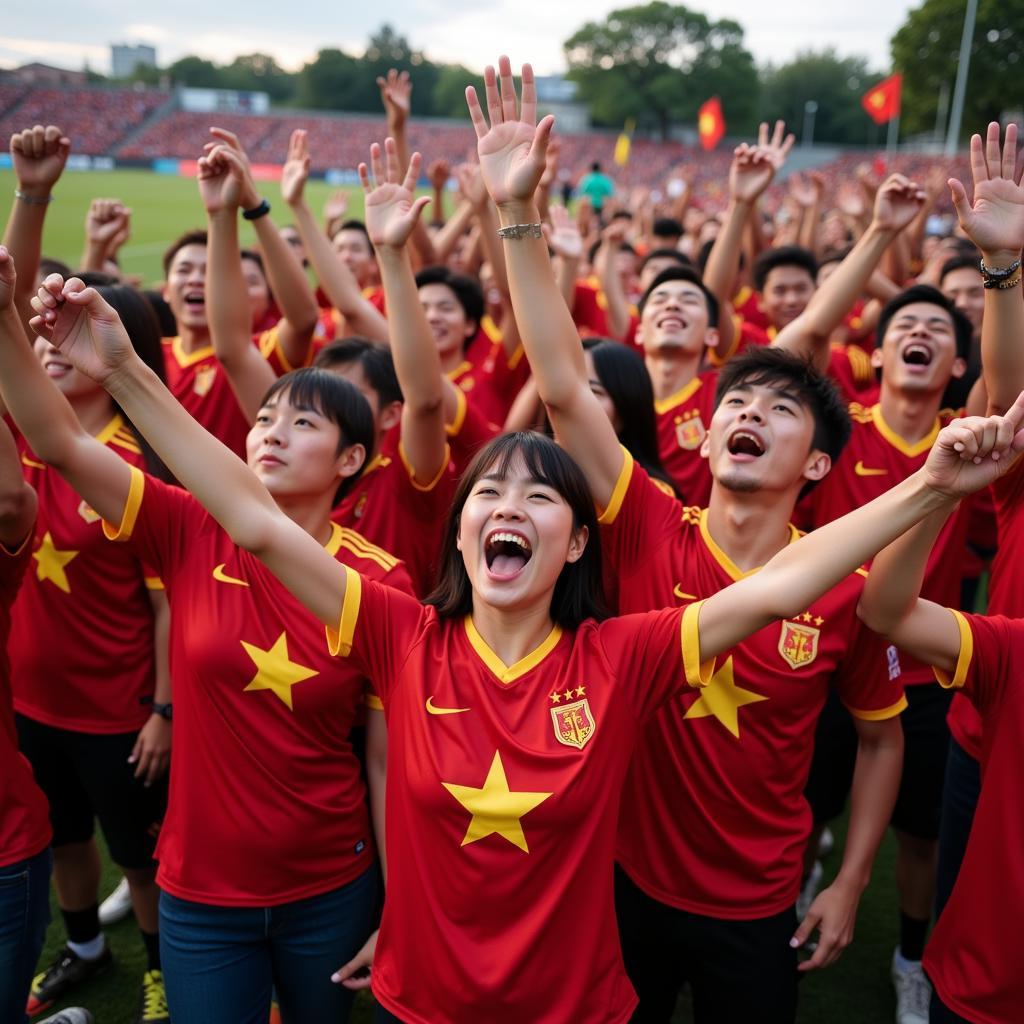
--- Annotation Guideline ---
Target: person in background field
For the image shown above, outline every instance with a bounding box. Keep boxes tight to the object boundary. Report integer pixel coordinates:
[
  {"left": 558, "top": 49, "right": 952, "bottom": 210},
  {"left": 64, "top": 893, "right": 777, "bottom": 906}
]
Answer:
[{"left": 578, "top": 160, "right": 615, "bottom": 218}]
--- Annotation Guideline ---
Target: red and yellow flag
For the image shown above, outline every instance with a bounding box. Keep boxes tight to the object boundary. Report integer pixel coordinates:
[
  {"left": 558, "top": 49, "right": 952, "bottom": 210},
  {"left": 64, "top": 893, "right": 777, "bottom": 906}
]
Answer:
[
  {"left": 698, "top": 97, "right": 725, "bottom": 151},
  {"left": 862, "top": 74, "right": 902, "bottom": 125}
]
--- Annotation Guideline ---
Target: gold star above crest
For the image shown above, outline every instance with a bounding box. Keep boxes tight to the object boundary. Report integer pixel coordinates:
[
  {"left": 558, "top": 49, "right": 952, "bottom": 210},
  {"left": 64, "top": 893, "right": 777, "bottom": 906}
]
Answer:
[
  {"left": 33, "top": 531, "right": 78, "bottom": 593},
  {"left": 240, "top": 632, "right": 319, "bottom": 710},
  {"left": 443, "top": 750, "right": 552, "bottom": 853},
  {"left": 684, "top": 656, "right": 768, "bottom": 739}
]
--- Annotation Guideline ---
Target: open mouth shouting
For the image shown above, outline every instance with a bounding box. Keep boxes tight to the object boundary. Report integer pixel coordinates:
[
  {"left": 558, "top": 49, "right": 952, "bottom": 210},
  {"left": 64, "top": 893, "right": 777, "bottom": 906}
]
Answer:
[
  {"left": 901, "top": 343, "right": 934, "bottom": 369},
  {"left": 726, "top": 428, "right": 766, "bottom": 460},
  {"left": 484, "top": 529, "right": 534, "bottom": 581}
]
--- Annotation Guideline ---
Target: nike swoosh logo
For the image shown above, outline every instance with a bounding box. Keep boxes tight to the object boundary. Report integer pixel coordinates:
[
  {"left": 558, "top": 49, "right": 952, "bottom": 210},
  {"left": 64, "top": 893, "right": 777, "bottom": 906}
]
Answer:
[
  {"left": 673, "top": 584, "right": 697, "bottom": 600},
  {"left": 854, "top": 461, "right": 887, "bottom": 477},
  {"left": 212, "top": 563, "right": 249, "bottom": 587},
  {"left": 425, "top": 695, "right": 470, "bottom": 716}
]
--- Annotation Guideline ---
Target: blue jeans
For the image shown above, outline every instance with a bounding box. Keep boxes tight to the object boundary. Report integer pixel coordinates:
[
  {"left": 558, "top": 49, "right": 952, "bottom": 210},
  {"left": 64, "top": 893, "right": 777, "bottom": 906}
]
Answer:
[
  {"left": 0, "top": 847, "right": 52, "bottom": 1024},
  {"left": 935, "top": 737, "right": 981, "bottom": 920},
  {"left": 160, "top": 867, "right": 377, "bottom": 1024}
]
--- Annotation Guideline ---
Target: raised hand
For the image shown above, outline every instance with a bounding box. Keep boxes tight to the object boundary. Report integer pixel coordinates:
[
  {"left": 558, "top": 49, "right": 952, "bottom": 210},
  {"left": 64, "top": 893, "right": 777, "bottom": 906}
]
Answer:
[
  {"left": 454, "top": 162, "right": 488, "bottom": 210},
  {"left": 728, "top": 143, "right": 777, "bottom": 204},
  {"left": 85, "top": 198, "right": 130, "bottom": 250},
  {"left": 197, "top": 144, "right": 247, "bottom": 215},
  {"left": 378, "top": 69, "right": 411, "bottom": 130},
  {"left": 359, "top": 138, "right": 431, "bottom": 250},
  {"left": 789, "top": 170, "right": 825, "bottom": 209},
  {"left": 758, "top": 119, "right": 796, "bottom": 172},
  {"left": 540, "top": 136, "right": 562, "bottom": 192},
  {"left": 923, "top": 392, "right": 1024, "bottom": 499},
  {"left": 465, "top": 56, "right": 554, "bottom": 208},
  {"left": 323, "top": 189, "right": 349, "bottom": 227},
  {"left": 949, "top": 122, "right": 1024, "bottom": 262},
  {"left": 542, "top": 204, "right": 583, "bottom": 260},
  {"left": 28, "top": 274, "right": 135, "bottom": 385},
  {"left": 427, "top": 158, "right": 451, "bottom": 191},
  {"left": 870, "top": 174, "right": 926, "bottom": 234},
  {"left": 10, "top": 125, "right": 70, "bottom": 196},
  {"left": 204, "top": 127, "right": 261, "bottom": 209},
  {"left": 281, "top": 129, "right": 311, "bottom": 206}
]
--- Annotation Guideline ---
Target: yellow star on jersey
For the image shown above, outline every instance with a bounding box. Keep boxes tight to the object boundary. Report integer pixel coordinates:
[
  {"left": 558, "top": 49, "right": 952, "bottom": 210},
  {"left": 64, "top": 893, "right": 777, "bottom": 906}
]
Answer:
[
  {"left": 443, "top": 750, "right": 552, "bottom": 853},
  {"left": 240, "top": 632, "right": 318, "bottom": 710},
  {"left": 683, "top": 656, "right": 768, "bottom": 739},
  {"left": 33, "top": 532, "right": 78, "bottom": 594}
]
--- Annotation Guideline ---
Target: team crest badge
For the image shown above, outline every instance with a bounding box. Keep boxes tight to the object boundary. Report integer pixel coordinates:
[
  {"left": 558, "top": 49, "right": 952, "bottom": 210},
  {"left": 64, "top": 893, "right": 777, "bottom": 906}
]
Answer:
[
  {"left": 77, "top": 500, "right": 100, "bottom": 524},
  {"left": 458, "top": 376, "right": 476, "bottom": 393},
  {"left": 778, "top": 620, "right": 820, "bottom": 669},
  {"left": 675, "top": 414, "right": 706, "bottom": 450},
  {"left": 193, "top": 365, "right": 216, "bottom": 397},
  {"left": 551, "top": 699, "right": 596, "bottom": 750},
  {"left": 353, "top": 492, "right": 368, "bottom": 519}
]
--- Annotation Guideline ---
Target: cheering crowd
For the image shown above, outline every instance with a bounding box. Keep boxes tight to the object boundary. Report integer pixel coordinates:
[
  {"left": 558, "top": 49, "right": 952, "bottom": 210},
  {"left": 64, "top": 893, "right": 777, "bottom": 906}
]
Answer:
[{"left": 1, "top": 55, "right": 1022, "bottom": 1024}]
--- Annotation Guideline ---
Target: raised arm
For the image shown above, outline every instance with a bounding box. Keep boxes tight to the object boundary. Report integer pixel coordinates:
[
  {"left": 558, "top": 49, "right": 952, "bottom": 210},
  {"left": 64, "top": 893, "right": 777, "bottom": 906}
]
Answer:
[
  {"left": 949, "top": 122, "right": 1024, "bottom": 415},
  {"left": 467, "top": 57, "right": 624, "bottom": 507},
  {"left": 543, "top": 204, "right": 584, "bottom": 311},
  {"left": 360, "top": 140, "right": 448, "bottom": 483},
  {"left": 694, "top": 398, "right": 1024, "bottom": 665},
  {"left": 774, "top": 175, "right": 925, "bottom": 371},
  {"left": 281, "top": 130, "right": 389, "bottom": 344},
  {"left": 80, "top": 198, "right": 130, "bottom": 274},
  {"left": 2, "top": 125, "right": 70, "bottom": 332},
  {"left": 0, "top": 414, "right": 36, "bottom": 549},
  {"left": 198, "top": 144, "right": 276, "bottom": 422},
  {"left": 593, "top": 217, "right": 633, "bottom": 341}
]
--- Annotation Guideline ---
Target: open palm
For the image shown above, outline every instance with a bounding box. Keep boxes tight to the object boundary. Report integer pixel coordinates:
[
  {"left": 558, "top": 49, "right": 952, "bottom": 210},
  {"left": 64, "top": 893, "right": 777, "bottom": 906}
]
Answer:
[
  {"left": 281, "top": 129, "right": 310, "bottom": 205},
  {"left": 360, "top": 139, "right": 430, "bottom": 249}
]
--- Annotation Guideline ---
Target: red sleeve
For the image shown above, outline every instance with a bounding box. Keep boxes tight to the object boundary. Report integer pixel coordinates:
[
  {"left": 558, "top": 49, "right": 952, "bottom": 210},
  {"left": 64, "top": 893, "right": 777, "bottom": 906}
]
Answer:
[
  {"left": 933, "top": 611, "right": 1024, "bottom": 715},
  {"left": 833, "top": 599, "right": 907, "bottom": 720}
]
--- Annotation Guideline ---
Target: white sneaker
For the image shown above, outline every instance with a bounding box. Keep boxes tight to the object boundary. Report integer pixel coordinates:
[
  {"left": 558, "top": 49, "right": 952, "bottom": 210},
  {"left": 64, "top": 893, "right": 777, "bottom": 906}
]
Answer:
[
  {"left": 891, "top": 947, "right": 931, "bottom": 1024},
  {"left": 98, "top": 876, "right": 133, "bottom": 925},
  {"left": 796, "top": 859, "right": 824, "bottom": 921},
  {"left": 817, "top": 826, "right": 835, "bottom": 858},
  {"left": 37, "top": 1010, "right": 95, "bottom": 1024}
]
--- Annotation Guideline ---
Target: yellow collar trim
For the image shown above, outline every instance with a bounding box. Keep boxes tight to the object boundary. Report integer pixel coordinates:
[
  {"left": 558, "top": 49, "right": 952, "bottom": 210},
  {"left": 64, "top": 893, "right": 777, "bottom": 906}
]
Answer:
[
  {"left": 359, "top": 452, "right": 391, "bottom": 479},
  {"left": 445, "top": 360, "right": 474, "bottom": 383},
  {"left": 324, "top": 521, "right": 343, "bottom": 556},
  {"left": 871, "top": 405, "right": 939, "bottom": 457},
  {"left": 94, "top": 414, "right": 125, "bottom": 445},
  {"left": 463, "top": 615, "right": 563, "bottom": 684},
  {"left": 653, "top": 376, "right": 702, "bottom": 416},
  {"left": 168, "top": 336, "right": 215, "bottom": 368},
  {"left": 698, "top": 508, "right": 800, "bottom": 581}
]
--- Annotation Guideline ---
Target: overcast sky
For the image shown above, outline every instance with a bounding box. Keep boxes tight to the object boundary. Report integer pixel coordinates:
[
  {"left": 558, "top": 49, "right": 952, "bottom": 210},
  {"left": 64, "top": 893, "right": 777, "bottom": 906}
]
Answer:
[{"left": 0, "top": 1, "right": 915, "bottom": 77}]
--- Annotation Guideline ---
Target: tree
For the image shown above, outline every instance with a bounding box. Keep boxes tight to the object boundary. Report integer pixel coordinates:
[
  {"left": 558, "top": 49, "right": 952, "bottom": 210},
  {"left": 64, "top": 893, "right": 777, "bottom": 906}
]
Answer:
[
  {"left": 221, "top": 53, "right": 295, "bottom": 102},
  {"left": 891, "top": 0, "right": 1024, "bottom": 140},
  {"left": 167, "top": 56, "right": 223, "bottom": 90},
  {"left": 760, "top": 51, "right": 884, "bottom": 146},
  {"left": 295, "top": 48, "right": 363, "bottom": 110},
  {"left": 433, "top": 64, "right": 485, "bottom": 120},
  {"left": 563, "top": 2, "right": 758, "bottom": 139}
]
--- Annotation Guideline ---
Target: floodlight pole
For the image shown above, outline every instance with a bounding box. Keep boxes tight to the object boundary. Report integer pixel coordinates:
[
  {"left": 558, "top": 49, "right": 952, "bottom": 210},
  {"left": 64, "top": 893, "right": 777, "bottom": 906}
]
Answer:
[{"left": 945, "top": 0, "right": 978, "bottom": 155}]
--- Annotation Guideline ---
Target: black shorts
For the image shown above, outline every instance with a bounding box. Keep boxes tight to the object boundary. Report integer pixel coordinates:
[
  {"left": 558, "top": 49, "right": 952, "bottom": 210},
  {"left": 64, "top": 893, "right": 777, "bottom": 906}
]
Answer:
[
  {"left": 804, "top": 683, "right": 951, "bottom": 841},
  {"left": 15, "top": 714, "right": 166, "bottom": 869},
  {"left": 615, "top": 866, "right": 798, "bottom": 1024}
]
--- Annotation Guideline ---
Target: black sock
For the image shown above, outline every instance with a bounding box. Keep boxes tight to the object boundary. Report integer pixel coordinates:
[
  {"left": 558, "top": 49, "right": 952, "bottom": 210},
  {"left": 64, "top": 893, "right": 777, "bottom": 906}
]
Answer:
[
  {"left": 140, "top": 928, "right": 161, "bottom": 972},
  {"left": 899, "top": 911, "right": 929, "bottom": 962},
  {"left": 61, "top": 904, "right": 100, "bottom": 945}
]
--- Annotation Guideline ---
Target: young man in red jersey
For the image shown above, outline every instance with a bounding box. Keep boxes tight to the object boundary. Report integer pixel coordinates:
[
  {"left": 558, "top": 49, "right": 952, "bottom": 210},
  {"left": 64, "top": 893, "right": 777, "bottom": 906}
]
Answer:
[{"left": 486, "top": 94, "right": 906, "bottom": 1023}]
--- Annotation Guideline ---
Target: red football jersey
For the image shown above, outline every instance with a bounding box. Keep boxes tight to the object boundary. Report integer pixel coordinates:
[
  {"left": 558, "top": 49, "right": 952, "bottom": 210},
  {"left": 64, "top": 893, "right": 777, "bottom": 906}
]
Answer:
[
  {"left": 445, "top": 387, "right": 501, "bottom": 475},
  {"left": 654, "top": 369, "right": 718, "bottom": 507},
  {"left": 449, "top": 330, "right": 530, "bottom": 426},
  {"left": 11, "top": 418, "right": 159, "bottom": 733},
  {"left": 603, "top": 456, "right": 905, "bottom": 916},
  {"left": 328, "top": 572, "right": 703, "bottom": 1024},
  {"left": 332, "top": 446, "right": 456, "bottom": 598},
  {"left": 104, "top": 467, "right": 412, "bottom": 905},
  {"left": 733, "top": 285, "right": 771, "bottom": 332},
  {"left": 805, "top": 403, "right": 968, "bottom": 684},
  {"left": 707, "top": 316, "right": 770, "bottom": 369},
  {"left": 0, "top": 531, "right": 51, "bottom": 868},
  {"left": 924, "top": 612, "right": 1024, "bottom": 1024},
  {"left": 572, "top": 276, "right": 640, "bottom": 346},
  {"left": 162, "top": 329, "right": 292, "bottom": 459},
  {"left": 827, "top": 343, "right": 880, "bottom": 405}
]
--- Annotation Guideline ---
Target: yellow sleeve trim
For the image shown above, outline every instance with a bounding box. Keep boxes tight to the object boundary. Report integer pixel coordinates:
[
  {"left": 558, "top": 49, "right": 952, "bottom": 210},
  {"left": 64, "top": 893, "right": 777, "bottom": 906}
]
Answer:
[
  {"left": 398, "top": 439, "right": 450, "bottom": 492},
  {"left": 445, "top": 387, "right": 468, "bottom": 438},
  {"left": 365, "top": 693, "right": 384, "bottom": 711},
  {"left": 708, "top": 314, "right": 742, "bottom": 368},
  {"left": 326, "top": 565, "right": 362, "bottom": 657},
  {"left": 846, "top": 695, "right": 908, "bottom": 721},
  {"left": 682, "top": 600, "right": 715, "bottom": 688},
  {"left": 102, "top": 465, "right": 145, "bottom": 542},
  {"left": 144, "top": 576, "right": 165, "bottom": 591},
  {"left": 597, "top": 447, "right": 634, "bottom": 525},
  {"left": 338, "top": 528, "right": 399, "bottom": 572},
  {"left": 933, "top": 609, "right": 973, "bottom": 690},
  {"left": 258, "top": 326, "right": 294, "bottom": 372},
  {"left": 507, "top": 342, "right": 526, "bottom": 371}
]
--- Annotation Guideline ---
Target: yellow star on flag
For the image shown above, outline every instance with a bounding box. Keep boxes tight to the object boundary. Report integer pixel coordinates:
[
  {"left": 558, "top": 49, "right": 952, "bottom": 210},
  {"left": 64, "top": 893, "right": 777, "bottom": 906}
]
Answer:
[
  {"left": 443, "top": 750, "right": 552, "bottom": 853},
  {"left": 240, "top": 632, "right": 318, "bottom": 710},
  {"left": 33, "top": 531, "right": 78, "bottom": 593},
  {"left": 683, "top": 656, "right": 768, "bottom": 739}
]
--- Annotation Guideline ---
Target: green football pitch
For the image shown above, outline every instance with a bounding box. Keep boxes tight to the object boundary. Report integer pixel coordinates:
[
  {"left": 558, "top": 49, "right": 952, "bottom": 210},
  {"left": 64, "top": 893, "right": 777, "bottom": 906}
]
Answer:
[{"left": 0, "top": 167, "right": 370, "bottom": 288}]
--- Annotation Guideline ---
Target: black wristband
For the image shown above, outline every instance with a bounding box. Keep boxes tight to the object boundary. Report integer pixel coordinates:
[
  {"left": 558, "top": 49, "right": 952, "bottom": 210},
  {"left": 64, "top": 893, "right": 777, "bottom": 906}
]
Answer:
[
  {"left": 151, "top": 701, "right": 173, "bottom": 721},
  {"left": 242, "top": 198, "right": 271, "bottom": 221}
]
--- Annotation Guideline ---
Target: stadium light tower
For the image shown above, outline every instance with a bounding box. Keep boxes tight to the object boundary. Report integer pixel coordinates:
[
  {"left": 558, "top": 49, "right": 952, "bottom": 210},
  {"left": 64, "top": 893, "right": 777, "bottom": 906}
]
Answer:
[
  {"left": 803, "top": 100, "right": 818, "bottom": 148},
  {"left": 945, "top": 0, "right": 978, "bottom": 155}
]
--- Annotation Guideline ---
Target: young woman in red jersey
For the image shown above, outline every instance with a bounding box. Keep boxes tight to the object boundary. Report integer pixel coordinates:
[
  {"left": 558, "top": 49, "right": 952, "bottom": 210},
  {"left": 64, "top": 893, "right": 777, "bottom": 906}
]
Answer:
[
  {"left": 0, "top": 245, "right": 413, "bottom": 1024},
  {"left": 22, "top": 112, "right": 1024, "bottom": 1023}
]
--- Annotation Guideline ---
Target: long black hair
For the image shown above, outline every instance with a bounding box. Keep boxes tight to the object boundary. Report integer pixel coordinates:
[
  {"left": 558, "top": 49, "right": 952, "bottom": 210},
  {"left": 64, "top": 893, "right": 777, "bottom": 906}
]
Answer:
[
  {"left": 582, "top": 338, "right": 678, "bottom": 495},
  {"left": 426, "top": 432, "right": 608, "bottom": 629}
]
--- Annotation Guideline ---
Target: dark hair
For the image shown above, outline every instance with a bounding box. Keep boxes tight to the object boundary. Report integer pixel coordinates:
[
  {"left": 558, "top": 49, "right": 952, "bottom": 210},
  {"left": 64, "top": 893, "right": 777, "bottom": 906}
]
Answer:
[
  {"left": 99, "top": 285, "right": 173, "bottom": 483},
  {"left": 876, "top": 285, "right": 973, "bottom": 361},
  {"left": 638, "top": 265, "right": 720, "bottom": 329},
  {"left": 259, "top": 368, "right": 376, "bottom": 505},
  {"left": 939, "top": 254, "right": 982, "bottom": 284},
  {"left": 39, "top": 256, "right": 72, "bottom": 280},
  {"left": 314, "top": 337, "right": 403, "bottom": 407},
  {"left": 426, "top": 432, "right": 608, "bottom": 628},
  {"left": 713, "top": 347, "right": 851, "bottom": 497},
  {"left": 334, "top": 219, "right": 373, "bottom": 251},
  {"left": 415, "top": 265, "right": 485, "bottom": 331},
  {"left": 653, "top": 217, "right": 683, "bottom": 239},
  {"left": 817, "top": 246, "right": 853, "bottom": 271},
  {"left": 76, "top": 271, "right": 120, "bottom": 287},
  {"left": 587, "top": 238, "right": 636, "bottom": 265},
  {"left": 141, "top": 290, "right": 177, "bottom": 337},
  {"left": 753, "top": 246, "right": 818, "bottom": 292},
  {"left": 582, "top": 339, "right": 677, "bottom": 494},
  {"left": 640, "top": 248, "right": 691, "bottom": 274},
  {"left": 697, "top": 238, "right": 745, "bottom": 274},
  {"left": 162, "top": 229, "right": 207, "bottom": 276},
  {"left": 590, "top": 161, "right": 601, "bottom": 172}
]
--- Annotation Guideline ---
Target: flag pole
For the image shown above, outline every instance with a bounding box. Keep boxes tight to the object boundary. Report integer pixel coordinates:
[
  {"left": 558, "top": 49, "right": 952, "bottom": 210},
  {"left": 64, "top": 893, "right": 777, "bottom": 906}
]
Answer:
[
  {"left": 945, "top": 0, "right": 978, "bottom": 155},
  {"left": 887, "top": 111, "right": 900, "bottom": 154}
]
